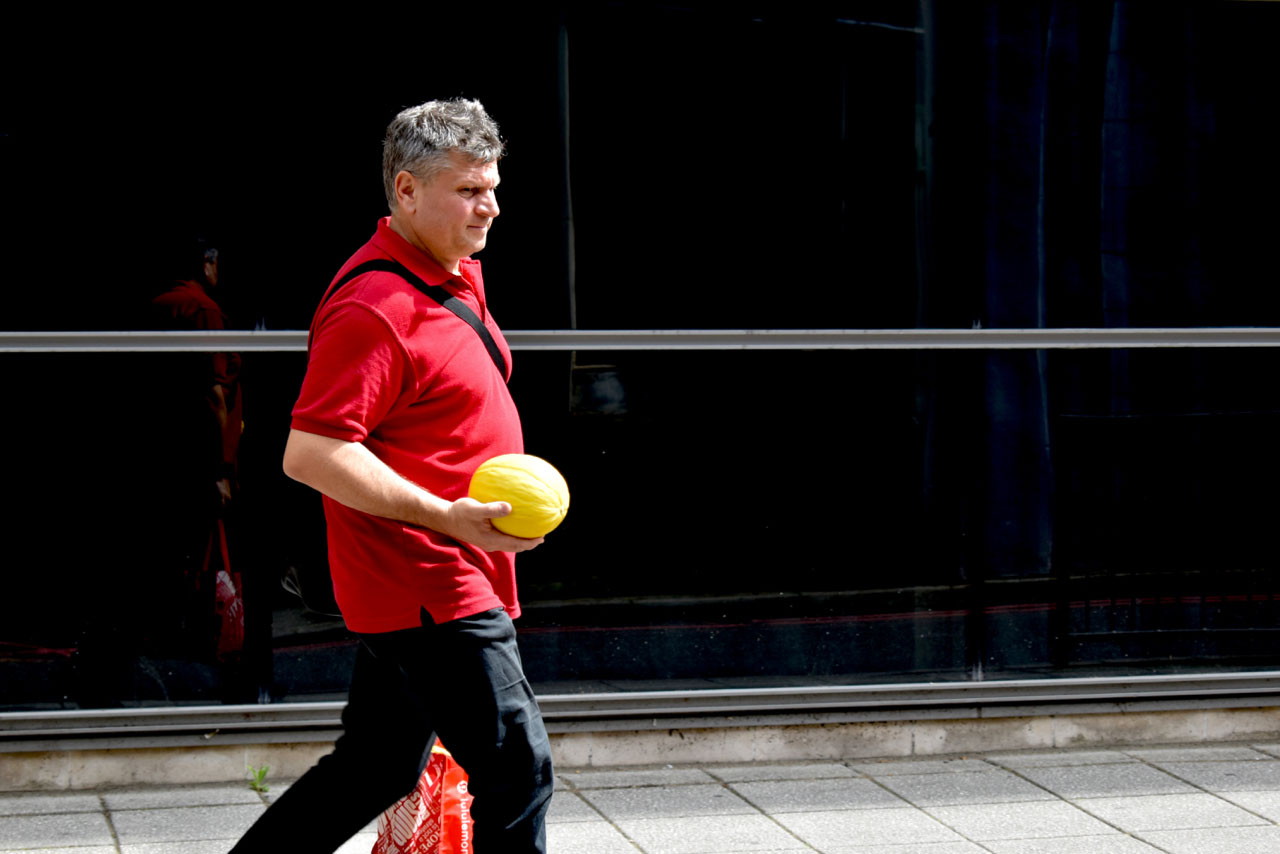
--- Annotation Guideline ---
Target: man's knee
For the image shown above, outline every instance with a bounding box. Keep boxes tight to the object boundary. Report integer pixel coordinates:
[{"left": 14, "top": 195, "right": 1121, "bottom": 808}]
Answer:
[{"left": 466, "top": 710, "right": 553, "bottom": 803}]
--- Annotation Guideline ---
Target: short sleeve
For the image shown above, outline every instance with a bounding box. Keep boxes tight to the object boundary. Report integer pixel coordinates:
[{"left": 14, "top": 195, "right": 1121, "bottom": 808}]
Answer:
[{"left": 290, "top": 303, "right": 411, "bottom": 443}]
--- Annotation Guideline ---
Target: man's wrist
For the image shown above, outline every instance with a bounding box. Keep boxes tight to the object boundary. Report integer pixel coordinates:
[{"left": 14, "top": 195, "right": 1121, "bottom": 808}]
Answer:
[{"left": 412, "top": 491, "right": 456, "bottom": 534}]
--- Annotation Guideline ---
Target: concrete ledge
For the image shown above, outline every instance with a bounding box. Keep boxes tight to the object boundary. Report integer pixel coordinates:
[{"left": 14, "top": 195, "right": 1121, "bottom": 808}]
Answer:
[
  {"left": 552, "top": 706, "right": 1280, "bottom": 767},
  {"left": 6, "top": 706, "right": 1280, "bottom": 791},
  {"left": 0, "top": 742, "right": 334, "bottom": 792}
]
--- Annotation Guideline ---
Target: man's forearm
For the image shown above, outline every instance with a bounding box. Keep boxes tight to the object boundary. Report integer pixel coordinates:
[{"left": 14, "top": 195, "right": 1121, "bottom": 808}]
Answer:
[
  {"left": 283, "top": 429, "right": 450, "bottom": 529},
  {"left": 282, "top": 429, "right": 541, "bottom": 553}
]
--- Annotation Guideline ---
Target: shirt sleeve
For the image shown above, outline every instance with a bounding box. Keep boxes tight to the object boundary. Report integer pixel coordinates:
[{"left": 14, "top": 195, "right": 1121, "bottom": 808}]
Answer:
[{"left": 291, "top": 302, "right": 412, "bottom": 443}]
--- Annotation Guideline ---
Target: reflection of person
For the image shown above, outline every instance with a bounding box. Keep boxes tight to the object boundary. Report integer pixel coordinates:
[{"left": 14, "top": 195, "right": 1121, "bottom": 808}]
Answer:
[
  {"left": 231, "top": 99, "right": 552, "bottom": 853},
  {"left": 152, "top": 243, "right": 243, "bottom": 509},
  {"left": 73, "top": 239, "right": 246, "bottom": 706},
  {"left": 150, "top": 241, "right": 246, "bottom": 668}
]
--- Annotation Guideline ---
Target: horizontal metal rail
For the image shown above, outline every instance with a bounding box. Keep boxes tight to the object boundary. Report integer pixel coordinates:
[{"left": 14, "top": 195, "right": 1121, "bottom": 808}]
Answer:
[
  {"left": 538, "top": 672, "right": 1280, "bottom": 720},
  {"left": 6, "top": 327, "right": 1280, "bottom": 353},
  {"left": 5, "top": 671, "right": 1280, "bottom": 746}
]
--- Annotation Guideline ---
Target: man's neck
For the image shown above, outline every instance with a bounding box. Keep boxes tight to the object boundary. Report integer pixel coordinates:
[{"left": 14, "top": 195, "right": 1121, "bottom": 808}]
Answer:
[{"left": 387, "top": 213, "right": 461, "bottom": 275}]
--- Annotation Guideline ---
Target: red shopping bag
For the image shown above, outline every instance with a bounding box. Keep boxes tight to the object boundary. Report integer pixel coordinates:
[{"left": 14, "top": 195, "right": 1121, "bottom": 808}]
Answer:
[
  {"left": 208, "top": 518, "right": 244, "bottom": 660},
  {"left": 373, "top": 742, "right": 474, "bottom": 854}
]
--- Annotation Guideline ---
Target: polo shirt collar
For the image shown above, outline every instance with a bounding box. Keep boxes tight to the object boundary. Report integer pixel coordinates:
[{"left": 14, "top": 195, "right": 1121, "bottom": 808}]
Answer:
[{"left": 371, "top": 216, "right": 481, "bottom": 289}]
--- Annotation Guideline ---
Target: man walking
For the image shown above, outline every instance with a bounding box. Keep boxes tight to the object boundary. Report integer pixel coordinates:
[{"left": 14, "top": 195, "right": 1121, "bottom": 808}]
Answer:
[{"left": 232, "top": 98, "right": 553, "bottom": 853}]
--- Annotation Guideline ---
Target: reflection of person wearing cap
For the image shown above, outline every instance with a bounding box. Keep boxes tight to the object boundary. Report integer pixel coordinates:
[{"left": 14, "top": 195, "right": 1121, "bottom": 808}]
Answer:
[
  {"left": 152, "top": 242, "right": 243, "bottom": 508},
  {"left": 150, "top": 241, "right": 245, "bottom": 669}
]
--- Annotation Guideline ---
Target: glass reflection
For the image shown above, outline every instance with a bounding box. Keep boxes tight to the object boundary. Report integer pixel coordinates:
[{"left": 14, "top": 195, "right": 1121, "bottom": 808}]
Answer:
[{"left": 4, "top": 347, "right": 1280, "bottom": 711}]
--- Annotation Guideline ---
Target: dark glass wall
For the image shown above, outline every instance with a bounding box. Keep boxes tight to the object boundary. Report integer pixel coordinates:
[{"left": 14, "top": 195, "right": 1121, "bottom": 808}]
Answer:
[{"left": 3, "top": 2, "right": 1280, "bottom": 711}]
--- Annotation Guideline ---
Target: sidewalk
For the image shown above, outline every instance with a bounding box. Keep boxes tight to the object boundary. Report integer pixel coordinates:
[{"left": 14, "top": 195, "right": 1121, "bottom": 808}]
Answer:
[{"left": 7, "top": 742, "right": 1280, "bottom": 853}]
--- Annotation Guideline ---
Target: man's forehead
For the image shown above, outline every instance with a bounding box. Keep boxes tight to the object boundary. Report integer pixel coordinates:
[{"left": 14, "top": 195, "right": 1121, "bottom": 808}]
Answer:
[{"left": 439, "top": 152, "right": 500, "bottom": 185}]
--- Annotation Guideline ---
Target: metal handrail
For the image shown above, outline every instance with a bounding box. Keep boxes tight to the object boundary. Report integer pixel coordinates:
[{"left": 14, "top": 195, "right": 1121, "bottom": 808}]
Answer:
[{"left": 5, "top": 327, "right": 1280, "bottom": 353}]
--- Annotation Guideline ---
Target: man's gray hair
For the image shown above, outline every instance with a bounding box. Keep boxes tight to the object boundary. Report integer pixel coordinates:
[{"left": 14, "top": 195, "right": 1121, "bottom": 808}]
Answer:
[{"left": 382, "top": 98, "right": 505, "bottom": 208}]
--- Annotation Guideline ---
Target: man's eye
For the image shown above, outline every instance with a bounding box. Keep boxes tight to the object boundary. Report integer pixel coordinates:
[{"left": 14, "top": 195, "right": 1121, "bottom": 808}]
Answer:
[{"left": 460, "top": 187, "right": 478, "bottom": 196}]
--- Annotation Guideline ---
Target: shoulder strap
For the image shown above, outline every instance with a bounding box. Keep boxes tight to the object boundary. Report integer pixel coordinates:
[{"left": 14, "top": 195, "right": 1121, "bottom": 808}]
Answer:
[{"left": 314, "top": 258, "right": 509, "bottom": 380}]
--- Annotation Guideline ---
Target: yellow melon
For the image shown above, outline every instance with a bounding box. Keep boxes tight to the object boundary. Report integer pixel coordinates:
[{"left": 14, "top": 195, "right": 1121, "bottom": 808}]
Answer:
[{"left": 468, "top": 454, "right": 570, "bottom": 539}]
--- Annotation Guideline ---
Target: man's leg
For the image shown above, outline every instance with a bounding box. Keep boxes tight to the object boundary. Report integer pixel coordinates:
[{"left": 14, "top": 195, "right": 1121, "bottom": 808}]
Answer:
[
  {"left": 418, "top": 607, "right": 554, "bottom": 854},
  {"left": 229, "top": 630, "right": 433, "bottom": 853}
]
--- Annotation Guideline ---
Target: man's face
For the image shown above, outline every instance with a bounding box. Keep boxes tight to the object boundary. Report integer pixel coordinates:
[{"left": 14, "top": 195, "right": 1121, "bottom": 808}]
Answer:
[
  {"left": 202, "top": 257, "right": 219, "bottom": 288},
  {"left": 394, "top": 151, "right": 501, "bottom": 274}
]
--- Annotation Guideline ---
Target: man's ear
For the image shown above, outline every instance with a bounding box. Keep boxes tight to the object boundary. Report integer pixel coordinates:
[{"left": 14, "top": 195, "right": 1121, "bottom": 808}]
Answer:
[{"left": 393, "top": 170, "right": 419, "bottom": 212}]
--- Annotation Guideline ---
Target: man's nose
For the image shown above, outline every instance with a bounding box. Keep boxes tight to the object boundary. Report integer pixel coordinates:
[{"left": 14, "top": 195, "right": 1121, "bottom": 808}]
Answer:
[{"left": 477, "top": 190, "right": 500, "bottom": 218}]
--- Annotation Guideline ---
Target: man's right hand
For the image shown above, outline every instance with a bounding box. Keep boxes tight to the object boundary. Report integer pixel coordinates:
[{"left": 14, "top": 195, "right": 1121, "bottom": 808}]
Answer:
[{"left": 442, "top": 497, "right": 544, "bottom": 553}]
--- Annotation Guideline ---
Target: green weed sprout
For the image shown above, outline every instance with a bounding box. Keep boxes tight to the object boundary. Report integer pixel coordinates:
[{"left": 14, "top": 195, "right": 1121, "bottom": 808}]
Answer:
[{"left": 248, "top": 764, "right": 270, "bottom": 793}]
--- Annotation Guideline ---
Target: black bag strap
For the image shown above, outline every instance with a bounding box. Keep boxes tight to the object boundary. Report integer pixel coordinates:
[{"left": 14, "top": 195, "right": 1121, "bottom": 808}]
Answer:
[{"left": 313, "top": 258, "right": 509, "bottom": 380}]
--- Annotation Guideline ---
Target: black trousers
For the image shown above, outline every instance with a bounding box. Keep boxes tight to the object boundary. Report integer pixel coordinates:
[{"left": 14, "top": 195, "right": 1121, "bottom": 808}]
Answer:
[{"left": 231, "top": 607, "right": 553, "bottom": 853}]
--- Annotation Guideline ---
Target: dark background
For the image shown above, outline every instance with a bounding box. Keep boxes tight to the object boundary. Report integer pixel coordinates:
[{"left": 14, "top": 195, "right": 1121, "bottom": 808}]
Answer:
[{"left": 4, "top": 2, "right": 1280, "bottom": 708}]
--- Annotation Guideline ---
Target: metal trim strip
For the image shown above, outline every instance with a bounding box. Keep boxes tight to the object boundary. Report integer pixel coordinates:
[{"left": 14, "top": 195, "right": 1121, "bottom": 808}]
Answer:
[
  {"left": 6, "top": 328, "right": 1280, "bottom": 353},
  {"left": 5, "top": 671, "right": 1280, "bottom": 743}
]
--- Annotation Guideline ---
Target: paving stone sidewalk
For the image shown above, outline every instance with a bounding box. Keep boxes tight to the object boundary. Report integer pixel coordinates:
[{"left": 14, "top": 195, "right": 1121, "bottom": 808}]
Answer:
[{"left": 8, "top": 743, "right": 1280, "bottom": 852}]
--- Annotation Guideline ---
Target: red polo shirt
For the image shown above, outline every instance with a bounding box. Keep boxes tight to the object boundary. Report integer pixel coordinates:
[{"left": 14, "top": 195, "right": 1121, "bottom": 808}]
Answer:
[{"left": 291, "top": 218, "right": 522, "bottom": 632}]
